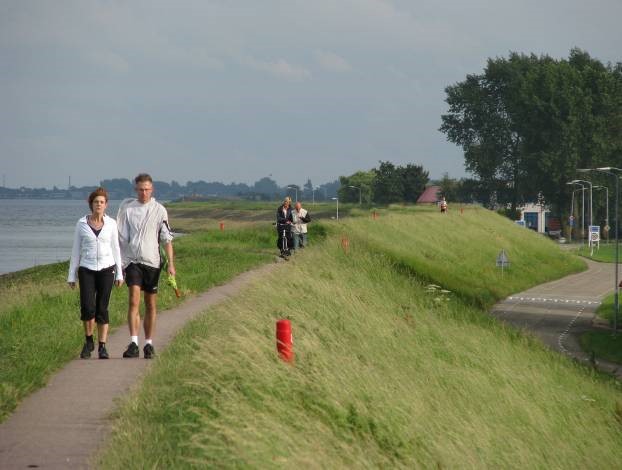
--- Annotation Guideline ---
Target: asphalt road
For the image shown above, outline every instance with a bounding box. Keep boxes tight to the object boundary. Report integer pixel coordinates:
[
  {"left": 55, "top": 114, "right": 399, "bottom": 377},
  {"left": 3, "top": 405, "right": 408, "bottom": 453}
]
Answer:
[{"left": 491, "top": 259, "right": 620, "bottom": 376}]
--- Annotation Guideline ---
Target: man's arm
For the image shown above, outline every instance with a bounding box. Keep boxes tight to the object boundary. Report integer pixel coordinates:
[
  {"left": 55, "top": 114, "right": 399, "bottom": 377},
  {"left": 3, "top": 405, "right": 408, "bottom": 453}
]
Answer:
[{"left": 164, "top": 242, "right": 175, "bottom": 276}]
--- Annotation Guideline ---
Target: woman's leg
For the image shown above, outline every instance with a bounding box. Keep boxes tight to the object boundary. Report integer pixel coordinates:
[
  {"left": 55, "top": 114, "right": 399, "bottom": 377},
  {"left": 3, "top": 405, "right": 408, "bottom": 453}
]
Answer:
[{"left": 94, "top": 268, "right": 115, "bottom": 343}]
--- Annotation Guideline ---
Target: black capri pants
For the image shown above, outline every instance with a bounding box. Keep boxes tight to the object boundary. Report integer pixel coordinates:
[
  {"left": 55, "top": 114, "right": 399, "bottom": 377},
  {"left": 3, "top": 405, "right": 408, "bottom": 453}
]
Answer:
[{"left": 78, "top": 265, "right": 115, "bottom": 324}]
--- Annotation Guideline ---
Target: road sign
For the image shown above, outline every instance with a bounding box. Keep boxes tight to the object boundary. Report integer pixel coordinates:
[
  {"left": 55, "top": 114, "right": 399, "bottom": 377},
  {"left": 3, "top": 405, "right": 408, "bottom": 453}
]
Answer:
[
  {"left": 496, "top": 249, "right": 510, "bottom": 277},
  {"left": 496, "top": 250, "right": 510, "bottom": 267},
  {"left": 589, "top": 225, "right": 600, "bottom": 243}
]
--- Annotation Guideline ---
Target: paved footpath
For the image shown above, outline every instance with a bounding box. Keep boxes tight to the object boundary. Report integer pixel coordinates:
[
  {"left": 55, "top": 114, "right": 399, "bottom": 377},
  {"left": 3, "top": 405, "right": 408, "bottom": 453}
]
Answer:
[
  {"left": 0, "top": 262, "right": 277, "bottom": 470},
  {"left": 491, "top": 259, "right": 621, "bottom": 378}
]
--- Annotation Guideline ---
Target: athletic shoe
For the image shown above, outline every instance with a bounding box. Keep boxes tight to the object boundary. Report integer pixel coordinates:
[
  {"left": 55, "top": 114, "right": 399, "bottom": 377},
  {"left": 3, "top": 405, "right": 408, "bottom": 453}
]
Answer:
[
  {"left": 80, "top": 343, "right": 91, "bottom": 359},
  {"left": 143, "top": 343, "right": 155, "bottom": 359},
  {"left": 98, "top": 344, "right": 109, "bottom": 359},
  {"left": 87, "top": 340, "right": 95, "bottom": 352},
  {"left": 122, "top": 342, "right": 139, "bottom": 358}
]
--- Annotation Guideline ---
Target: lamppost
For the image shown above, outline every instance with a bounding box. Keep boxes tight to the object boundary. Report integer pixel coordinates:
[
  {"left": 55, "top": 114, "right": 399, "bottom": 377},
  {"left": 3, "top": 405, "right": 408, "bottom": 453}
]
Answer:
[
  {"left": 348, "top": 185, "right": 362, "bottom": 205},
  {"left": 332, "top": 197, "right": 339, "bottom": 220},
  {"left": 312, "top": 187, "right": 318, "bottom": 205},
  {"left": 593, "top": 185, "right": 609, "bottom": 243},
  {"left": 287, "top": 185, "right": 298, "bottom": 202},
  {"left": 567, "top": 181, "right": 586, "bottom": 242},
  {"left": 571, "top": 179, "right": 593, "bottom": 226},
  {"left": 578, "top": 167, "right": 620, "bottom": 335}
]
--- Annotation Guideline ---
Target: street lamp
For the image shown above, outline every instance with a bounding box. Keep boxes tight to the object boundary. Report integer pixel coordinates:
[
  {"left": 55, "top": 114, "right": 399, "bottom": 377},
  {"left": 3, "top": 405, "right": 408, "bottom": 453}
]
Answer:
[
  {"left": 568, "top": 187, "right": 586, "bottom": 244},
  {"left": 593, "top": 185, "right": 609, "bottom": 243},
  {"left": 348, "top": 185, "right": 362, "bottom": 205},
  {"left": 571, "top": 179, "right": 593, "bottom": 226},
  {"left": 578, "top": 167, "right": 620, "bottom": 335},
  {"left": 287, "top": 185, "right": 298, "bottom": 202},
  {"left": 567, "top": 181, "right": 586, "bottom": 242},
  {"left": 312, "top": 187, "right": 318, "bottom": 205},
  {"left": 332, "top": 197, "right": 339, "bottom": 220}
]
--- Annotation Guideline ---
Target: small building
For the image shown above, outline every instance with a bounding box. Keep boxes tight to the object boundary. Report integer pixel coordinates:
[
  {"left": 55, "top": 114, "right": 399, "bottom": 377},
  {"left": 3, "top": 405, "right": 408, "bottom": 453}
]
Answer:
[
  {"left": 417, "top": 185, "right": 442, "bottom": 204},
  {"left": 518, "top": 203, "right": 560, "bottom": 234}
]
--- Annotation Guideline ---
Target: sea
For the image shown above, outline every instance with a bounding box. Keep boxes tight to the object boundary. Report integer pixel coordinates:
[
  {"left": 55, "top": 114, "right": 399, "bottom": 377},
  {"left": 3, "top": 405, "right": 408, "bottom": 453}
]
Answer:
[{"left": 0, "top": 199, "right": 121, "bottom": 275}]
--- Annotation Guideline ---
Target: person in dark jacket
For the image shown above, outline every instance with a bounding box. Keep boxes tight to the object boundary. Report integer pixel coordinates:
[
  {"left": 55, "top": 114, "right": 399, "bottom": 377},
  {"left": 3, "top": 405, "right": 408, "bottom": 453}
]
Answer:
[{"left": 276, "top": 197, "right": 294, "bottom": 258}]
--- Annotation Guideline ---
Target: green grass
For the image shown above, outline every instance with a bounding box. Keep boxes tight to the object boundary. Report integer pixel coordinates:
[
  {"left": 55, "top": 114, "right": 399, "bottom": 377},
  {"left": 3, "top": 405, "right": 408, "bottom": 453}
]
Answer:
[
  {"left": 575, "top": 243, "right": 618, "bottom": 263},
  {"left": 0, "top": 224, "right": 277, "bottom": 422},
  {"left": 97, "top": 206, "right": 622, "bottom": 468},
  {"left": 347, "top": 205, "right": 585, "bottom": 308},
  {"left": 580, "top": 331, "right": 622, "bottom": 364}
]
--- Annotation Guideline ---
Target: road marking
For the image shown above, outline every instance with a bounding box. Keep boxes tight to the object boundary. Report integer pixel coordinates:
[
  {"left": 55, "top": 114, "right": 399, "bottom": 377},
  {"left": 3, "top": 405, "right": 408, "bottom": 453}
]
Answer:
[
  {"left": 506, "top": 297, "right": 600, "bottom": 306},
  {"left": 558, "top": 306, "right": 585, "bottom": 355}
]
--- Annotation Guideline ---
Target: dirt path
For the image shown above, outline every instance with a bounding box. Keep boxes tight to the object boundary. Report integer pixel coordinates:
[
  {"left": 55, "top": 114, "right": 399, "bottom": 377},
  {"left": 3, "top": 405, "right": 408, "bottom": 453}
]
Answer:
[
  {"left": 491, "top": 259, "right": 621, "bottom": 378},
  {"left": 0, "top": 261, "right": 279, "bottom": 469}
]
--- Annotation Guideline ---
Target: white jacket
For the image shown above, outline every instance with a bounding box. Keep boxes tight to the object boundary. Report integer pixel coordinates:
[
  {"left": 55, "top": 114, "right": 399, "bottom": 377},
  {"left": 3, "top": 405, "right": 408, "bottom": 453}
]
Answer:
[
  {"left": 67, "top": 215, "right": 123, "bottom": 283},
  {"left": 292, "top": 208, "right": 309, "bottom": 234},
  {"left": 116, "top": 198, "right": 173, "bottom": 269}
]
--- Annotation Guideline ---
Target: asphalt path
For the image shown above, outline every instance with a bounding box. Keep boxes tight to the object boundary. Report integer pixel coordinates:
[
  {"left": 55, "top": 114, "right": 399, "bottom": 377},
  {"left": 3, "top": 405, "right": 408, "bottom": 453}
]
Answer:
[
  {"left": 0, "top": 262, "right": 278, "bottom": 470},
  {"left": 491, "top": 259, "right": 621, "bottom": 377}
]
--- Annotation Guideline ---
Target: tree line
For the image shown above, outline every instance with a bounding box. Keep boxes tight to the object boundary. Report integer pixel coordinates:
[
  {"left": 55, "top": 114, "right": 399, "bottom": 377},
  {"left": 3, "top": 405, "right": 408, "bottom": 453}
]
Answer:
[
  {"left": 440, "top": 48, "right": 622, "bottom": 220},
  {"left": 337, "top": 161, "right": 429, "bottom": 204}
]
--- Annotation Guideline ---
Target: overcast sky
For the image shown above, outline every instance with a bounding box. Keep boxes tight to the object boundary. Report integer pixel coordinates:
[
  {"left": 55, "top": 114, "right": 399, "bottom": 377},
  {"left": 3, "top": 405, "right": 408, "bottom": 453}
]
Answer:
[{"left": 1, "top": 0, "right": 621, "bottom": 189}]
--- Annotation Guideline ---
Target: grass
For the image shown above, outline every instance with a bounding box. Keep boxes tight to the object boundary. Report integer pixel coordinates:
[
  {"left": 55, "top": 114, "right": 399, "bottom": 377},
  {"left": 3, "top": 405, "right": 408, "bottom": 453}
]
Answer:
[
  {"left": 0, "top": 223, "right": 276, "bottom": 422},
  {"left": 575, "top": 243, "right": 618, "bottom": 263},
  {"left": 348, "top": 205, "right": 585, "bottom": 308},
  {"left": 97, "top": 206, "right": 622, "bottom": 468},
  {"left": 580, "top": 331, "right": 622, "bottom": 364}
]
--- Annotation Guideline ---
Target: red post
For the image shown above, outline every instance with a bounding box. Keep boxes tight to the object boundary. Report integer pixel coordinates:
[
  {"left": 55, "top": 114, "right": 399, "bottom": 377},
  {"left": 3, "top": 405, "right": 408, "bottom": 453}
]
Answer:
[
  {"left": 276, "top": 319, "right": 294, "bottom": 362},
  {"left": 219, "top": 222, "right": 224, "bottom": 231},
  {"left": 341, "top": 234, "right": 350, "bottom": 254},
  {"left": 460, "top": 206, "right": 464, "bottom": 215}
]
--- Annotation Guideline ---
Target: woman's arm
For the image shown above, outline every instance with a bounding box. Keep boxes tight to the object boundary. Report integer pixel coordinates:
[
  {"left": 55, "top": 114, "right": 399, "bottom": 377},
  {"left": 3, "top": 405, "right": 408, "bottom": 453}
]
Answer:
[{"left": 67, "top": 221, "right": 81, "bottom": 285}]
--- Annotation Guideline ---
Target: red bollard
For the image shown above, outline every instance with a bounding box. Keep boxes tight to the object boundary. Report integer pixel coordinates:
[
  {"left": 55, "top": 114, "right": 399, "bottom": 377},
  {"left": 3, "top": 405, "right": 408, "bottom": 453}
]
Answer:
[
  {"left": 276, "top": 319, "right": 294, "bottom": 362},
  {"left": 219, "top": 222, "right": 224, "bottom": 231},
  {"left": 460, "top": 206, "right": 464, "bottom": 215},
  {"left": 341, "top": 234, "right": 350, "bottom": 254}
]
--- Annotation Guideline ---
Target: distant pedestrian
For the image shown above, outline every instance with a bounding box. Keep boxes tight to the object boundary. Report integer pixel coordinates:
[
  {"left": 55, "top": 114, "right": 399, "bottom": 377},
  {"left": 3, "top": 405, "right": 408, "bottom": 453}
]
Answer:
[
  {"left": 117, "top": 173, "right": 175, "bottom": 359},
  {"left": 68, "top": 187, "right": 124, "bottom": 359},
  {"left": 276, "top": 196, "right": 293, "bottom": 258},
  {"left": 292, "top": 201, "right": 311, "bottom": 250},
  {"left": 440, "top": 197, "right": 448, "bottom": 213}
]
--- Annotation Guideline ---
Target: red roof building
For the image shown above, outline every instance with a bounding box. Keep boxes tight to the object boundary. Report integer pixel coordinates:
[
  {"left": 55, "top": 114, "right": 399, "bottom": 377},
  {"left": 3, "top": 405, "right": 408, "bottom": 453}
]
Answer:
[{"left": 416, "top": 185, "right": 442, "bottom": 204}]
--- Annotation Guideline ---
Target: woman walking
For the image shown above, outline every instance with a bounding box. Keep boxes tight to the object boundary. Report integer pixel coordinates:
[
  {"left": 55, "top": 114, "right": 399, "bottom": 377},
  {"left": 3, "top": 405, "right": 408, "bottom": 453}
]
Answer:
[{"left": 68, "top": 187, "right": 123, "bottom": 359}]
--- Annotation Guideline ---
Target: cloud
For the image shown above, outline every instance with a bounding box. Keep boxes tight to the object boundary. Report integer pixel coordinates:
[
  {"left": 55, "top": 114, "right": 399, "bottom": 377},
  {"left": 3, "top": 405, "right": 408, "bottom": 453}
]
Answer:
[
  {"left": 314, "top": 50, "right": 352, "bottom": 72},
  {"left": 240, "top": 56, "right": 311, "bottom": 81}
]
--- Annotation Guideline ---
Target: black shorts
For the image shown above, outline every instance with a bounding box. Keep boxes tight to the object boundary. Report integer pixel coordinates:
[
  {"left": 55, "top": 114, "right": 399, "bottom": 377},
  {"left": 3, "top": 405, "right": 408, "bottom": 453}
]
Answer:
[
  {"left": 78, "top": 266, "right": 115, "bottom": 324},
  {"left": 125, "top": 263, "right": 161, "bottom": 294}
]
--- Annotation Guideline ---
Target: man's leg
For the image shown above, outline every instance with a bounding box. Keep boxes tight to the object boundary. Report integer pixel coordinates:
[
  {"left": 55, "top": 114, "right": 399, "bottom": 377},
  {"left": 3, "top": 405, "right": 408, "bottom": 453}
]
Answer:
[
  {"left": 122, "top": 285, "right": 142, "bottom": 358},
  {"left": 292, "top": 233, "right": 300, "bottom": 250},
  {"left": 143, "top": 292, "right": 157, "bottom": 358},
  {"left": 128, "top": 285, "right": 142, "bottom": 337},
  {"left": 143, "top": 292, "right": 157, "bottom": 340}
]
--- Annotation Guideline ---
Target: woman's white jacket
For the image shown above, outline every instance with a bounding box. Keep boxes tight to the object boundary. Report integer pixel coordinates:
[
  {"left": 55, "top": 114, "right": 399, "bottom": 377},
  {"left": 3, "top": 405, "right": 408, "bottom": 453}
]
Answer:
[{"left": 67, "top": 214, "right": 124, "bottom": 283}]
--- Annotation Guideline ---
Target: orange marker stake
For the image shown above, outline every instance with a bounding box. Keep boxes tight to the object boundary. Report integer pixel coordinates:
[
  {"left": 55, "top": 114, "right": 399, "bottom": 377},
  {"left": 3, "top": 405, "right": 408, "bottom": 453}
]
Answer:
[
  {"left": 219, "top": 222, "right": 224, "bottom": 231},
  {"left": 341, "top": 234, "right": 350, "bottom": 254}
]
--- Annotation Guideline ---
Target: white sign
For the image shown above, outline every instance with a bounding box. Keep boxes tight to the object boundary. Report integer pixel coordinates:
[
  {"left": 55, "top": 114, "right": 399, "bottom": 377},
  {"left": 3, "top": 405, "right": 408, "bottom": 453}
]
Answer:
[{"left": 589, "top": 225, "right": 600, "bottom": 243}]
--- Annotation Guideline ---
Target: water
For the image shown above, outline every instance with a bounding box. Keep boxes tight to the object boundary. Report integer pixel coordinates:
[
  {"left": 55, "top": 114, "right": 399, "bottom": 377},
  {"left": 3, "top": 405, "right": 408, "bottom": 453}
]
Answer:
[{"left": 0, "top": 199, "right": 121, "bottom": 275}]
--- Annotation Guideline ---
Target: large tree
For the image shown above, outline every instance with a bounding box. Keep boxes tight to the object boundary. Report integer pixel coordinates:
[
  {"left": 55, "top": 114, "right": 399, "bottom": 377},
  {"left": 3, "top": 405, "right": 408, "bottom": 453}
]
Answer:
[{"left": 440, "top": 49, "right": 622, "bottom": 217}]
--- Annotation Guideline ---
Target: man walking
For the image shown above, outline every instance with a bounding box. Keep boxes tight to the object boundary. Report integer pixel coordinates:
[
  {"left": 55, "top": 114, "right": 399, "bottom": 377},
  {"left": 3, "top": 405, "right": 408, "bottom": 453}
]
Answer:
[
  {"left": 292, "top": 201, "right": 311, "bottom": 250},
  {"left": 117, "top": 173, "right": 175, "bottom": 359}
]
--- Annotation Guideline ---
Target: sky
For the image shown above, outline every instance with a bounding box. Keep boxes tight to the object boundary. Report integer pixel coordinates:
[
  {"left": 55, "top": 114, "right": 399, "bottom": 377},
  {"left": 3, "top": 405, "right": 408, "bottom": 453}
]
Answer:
[{"left": 1, "top": 0, "right": 621, "bottom": 189}]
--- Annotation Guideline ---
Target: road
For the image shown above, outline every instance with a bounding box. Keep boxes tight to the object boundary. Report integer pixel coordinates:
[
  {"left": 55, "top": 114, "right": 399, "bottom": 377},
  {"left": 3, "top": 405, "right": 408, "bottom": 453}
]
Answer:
[{"left": 491, "top": 259, "right": 621, "bottom": 377}]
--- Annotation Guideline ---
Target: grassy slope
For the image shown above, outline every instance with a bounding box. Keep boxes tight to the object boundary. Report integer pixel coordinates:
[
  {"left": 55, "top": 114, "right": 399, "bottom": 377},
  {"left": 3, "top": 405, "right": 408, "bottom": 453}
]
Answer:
[
  {"left": 99, "top": 207, "right": 622, "bottom": 468},
  {"left": 0, "top": 225, "right": 275, "bottom": 422}
]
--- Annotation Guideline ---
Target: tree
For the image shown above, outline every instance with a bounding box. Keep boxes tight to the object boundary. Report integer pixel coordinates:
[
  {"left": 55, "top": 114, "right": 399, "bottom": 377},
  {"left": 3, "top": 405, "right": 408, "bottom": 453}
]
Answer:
[
  {"left": 372, "top": 161, "right": 403, "bottom": 204},
  {"left": 440, "top": 49, "right": 622, "bottom": 217},
  {"left": 399, "top": 164, "right": 428, "bottom": 202},
  {"left": 337, "top": 170, "right": 375, "bottom": 203}
]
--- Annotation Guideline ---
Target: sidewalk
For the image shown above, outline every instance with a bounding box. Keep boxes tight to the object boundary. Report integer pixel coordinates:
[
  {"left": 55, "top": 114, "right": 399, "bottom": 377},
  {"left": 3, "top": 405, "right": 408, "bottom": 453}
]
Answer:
[
  {"left": 0, "top": 262, "right": 277, "bottom": 469},
  {"left": 491, "top": 259, "right": 622, "bottom": 379}
]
